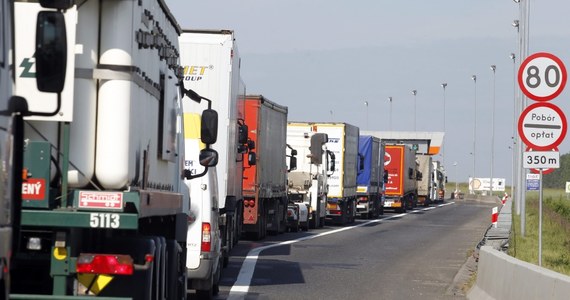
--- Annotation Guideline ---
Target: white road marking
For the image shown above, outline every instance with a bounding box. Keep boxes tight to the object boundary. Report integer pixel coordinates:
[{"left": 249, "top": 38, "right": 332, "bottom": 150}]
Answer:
[
  {"left": 227, "top": 202, "right": 455, "bottom": 299},
  {"left": 438, "top": 201, "right": 455, "bottom": 207}
]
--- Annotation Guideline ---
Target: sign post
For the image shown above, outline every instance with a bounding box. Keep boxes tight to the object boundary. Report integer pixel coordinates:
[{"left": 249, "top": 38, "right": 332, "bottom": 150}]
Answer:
[{"left": 518, "top": 52, "right": 567, "bottom": 266}]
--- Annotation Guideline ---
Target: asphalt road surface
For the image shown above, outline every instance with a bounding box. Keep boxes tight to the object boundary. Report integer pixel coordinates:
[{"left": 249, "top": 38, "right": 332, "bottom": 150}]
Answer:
[{"left": 200, "top": 199, "right": 496, "bottom": 300}]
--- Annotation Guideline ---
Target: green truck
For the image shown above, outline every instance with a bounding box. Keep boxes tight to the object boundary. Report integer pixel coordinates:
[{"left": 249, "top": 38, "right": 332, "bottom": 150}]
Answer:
[{"left": 9, "top": 1, "right": 219, "bottom": 299}]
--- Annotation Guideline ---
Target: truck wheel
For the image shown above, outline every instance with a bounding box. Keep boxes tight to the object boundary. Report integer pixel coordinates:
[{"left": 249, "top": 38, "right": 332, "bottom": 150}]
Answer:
[
  {"left": 196, "top": 288, "right": 213, "bottom": 300},
  {"left": 292, "top": 221, "right": 299, "bottom": 232},
  {"left": 309, "top": 212, "right": 317, "bottom": 229}
]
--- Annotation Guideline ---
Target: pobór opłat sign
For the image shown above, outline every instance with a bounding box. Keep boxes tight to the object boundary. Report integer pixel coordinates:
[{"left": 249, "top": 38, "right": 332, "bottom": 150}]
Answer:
[{"left": 518, "top": 102, "right": 567, "bottom": 150}]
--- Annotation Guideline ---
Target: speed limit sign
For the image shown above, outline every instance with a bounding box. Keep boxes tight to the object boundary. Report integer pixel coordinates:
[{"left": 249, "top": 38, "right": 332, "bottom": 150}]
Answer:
[{"left": 518, "top": 52, "right": 567, "bottom": 101}]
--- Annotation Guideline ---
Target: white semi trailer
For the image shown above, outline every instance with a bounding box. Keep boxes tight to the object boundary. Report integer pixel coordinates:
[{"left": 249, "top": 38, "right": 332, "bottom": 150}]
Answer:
[
  {"left": 179, "top": 30, "right": 250, "bottom": 267},
  {"left": 416, "top": 154, "right": 434, "bottom": 206}
]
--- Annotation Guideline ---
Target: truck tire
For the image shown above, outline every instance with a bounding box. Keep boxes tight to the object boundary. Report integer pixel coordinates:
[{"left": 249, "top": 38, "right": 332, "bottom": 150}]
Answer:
[
  {"left": 309, "top": 211, "right": 317, "bottom": 229},
  {"left": 349, "top": 200, "right": 356, "bottom": 223},
  {"left": 195, "top": 288, "right": 213, "bottom": 300},
  {"left": 0, "top": 276, "right": 6, "bottom": 300},
  {"left": 234, "top": 202, "right": 243, "bottom": 244}
]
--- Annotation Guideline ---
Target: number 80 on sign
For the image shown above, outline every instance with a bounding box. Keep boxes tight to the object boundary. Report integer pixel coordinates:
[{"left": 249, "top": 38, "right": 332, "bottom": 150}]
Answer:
[{"left": 518, "top": 52, "right": 567, "bottom": 102}]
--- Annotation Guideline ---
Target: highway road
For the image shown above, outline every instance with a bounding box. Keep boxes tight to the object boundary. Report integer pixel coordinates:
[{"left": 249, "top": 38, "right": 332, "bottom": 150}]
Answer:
[{"left": 196, "top": 199, "right": 496, "bottom": 300}]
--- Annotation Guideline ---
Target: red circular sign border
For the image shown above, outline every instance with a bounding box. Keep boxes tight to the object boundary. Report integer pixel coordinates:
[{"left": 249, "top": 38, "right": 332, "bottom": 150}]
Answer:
[
  {"left": 518, "top": 52, "right": 567, "bottom": 102},
  {"left": 518, "top": 102, "right": 567, "bottom": 150}
]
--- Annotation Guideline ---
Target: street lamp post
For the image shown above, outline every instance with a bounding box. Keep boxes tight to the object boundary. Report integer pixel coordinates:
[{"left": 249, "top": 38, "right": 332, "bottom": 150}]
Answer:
[
  {"left": 453, "top": 161, "right": 458, "bottom": 194},
  {"left": 510, "top": 53, "right": 518, "bottom": 213},
  {"left": 490, "top": 65, "right": 496, "bottom": 196},
  {"left": 388, "top": 97, "right": 393, "bottom": 131},
  {"left": 441, "top": 83, "right": 447, "bottom": 166},
  {"left": 364, "top": 101, "right": 369, "bottom": 130},
  {"left": 411, "top": 90, "right": 417, "bottom": 131},
  {"left": 471, "top": 75, "right": 477, "bottom": 194}
]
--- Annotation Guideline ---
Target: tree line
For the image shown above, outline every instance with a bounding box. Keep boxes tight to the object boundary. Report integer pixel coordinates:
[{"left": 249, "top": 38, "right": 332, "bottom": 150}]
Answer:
[{"left": 543, "top": 152, "right": 570, "bottom": 189}]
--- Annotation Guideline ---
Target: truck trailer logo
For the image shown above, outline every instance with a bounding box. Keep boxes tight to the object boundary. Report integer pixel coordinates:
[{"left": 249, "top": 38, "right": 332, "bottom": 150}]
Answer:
[
  {"left": 78, "top": 191, "right": 123, "bottom": 210},
  {"left": 19, "top": 57, "right": 36, "bottom": 78},
  {"left": 384, "top": 152, "right": 391, "bottom": 166},
  {"left": 182, "top": 65, "right": 213, "bottom": 82},
  {"left": 22, "top": 178, "right": 46, "bottom": 200}
]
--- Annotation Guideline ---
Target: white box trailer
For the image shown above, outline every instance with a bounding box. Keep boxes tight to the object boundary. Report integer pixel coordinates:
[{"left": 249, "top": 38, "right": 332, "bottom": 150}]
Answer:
[
  {"left": 179, "top": 29, "right": 248, "bottom": 263},
  {"left": 288, "top": 122, "right": 359, "bottom": 225},
  {"left": 416, "top": 154, "right": 434, "bottom": 206}
]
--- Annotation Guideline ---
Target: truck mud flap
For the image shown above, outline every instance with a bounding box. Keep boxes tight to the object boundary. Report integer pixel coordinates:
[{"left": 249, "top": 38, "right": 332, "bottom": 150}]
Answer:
[{"left": 97, "top": 237, "right": 160, "bottom": 300}]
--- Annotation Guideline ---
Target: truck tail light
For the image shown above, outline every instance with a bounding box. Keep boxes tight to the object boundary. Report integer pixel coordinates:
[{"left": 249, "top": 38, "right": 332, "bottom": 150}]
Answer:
[
  {"left": 245, "top": 199, "right": 255, "bottom": 207},
  {"left": 201, "top": 222, "right": 211, "bottom": 252},
  {"left": 76, "top": 254, "right": 134, "bottom": 275}
]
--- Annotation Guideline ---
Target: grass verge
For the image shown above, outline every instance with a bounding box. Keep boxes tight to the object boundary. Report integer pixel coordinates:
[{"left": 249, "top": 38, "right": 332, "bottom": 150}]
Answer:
[{"left": 509, "top": 189, "right": 570, "bottom": 276}]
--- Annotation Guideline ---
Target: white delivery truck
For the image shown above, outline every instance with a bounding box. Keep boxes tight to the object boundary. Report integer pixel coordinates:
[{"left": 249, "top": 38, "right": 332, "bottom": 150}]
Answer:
[
  {"left": 10, "top": 1, "right": 218, "bottom": 299},
  {"left": 182, "top": 113, "right": 223, "bottom": 297},
  {"left": 179, "top": 30, "right": 250, "bottom": 269}
]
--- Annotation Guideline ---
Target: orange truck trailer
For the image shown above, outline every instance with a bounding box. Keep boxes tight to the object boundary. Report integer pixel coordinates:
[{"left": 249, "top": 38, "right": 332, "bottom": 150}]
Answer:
[
  {"left": 383, "top": 144, "right": 419, "bottom": 212},
  {"left": 242, "top": 95, "right": 291, "bottom": 240}
]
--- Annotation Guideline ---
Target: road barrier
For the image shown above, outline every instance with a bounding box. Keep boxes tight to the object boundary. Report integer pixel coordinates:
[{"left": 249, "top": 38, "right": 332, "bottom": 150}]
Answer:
[{"left": 467, "top": 246, "right": 570, "bottom": 300}]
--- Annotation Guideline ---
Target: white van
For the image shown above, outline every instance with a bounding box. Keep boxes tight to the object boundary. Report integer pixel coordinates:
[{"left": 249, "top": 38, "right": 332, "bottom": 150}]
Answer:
[{"left": 184, "top": 113, "right": 222, "bottom": 298}]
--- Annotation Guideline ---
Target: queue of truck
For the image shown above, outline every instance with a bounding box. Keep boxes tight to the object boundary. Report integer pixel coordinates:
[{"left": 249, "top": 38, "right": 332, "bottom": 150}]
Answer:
[{"left": 0, "top": 1, "right": 447, "bottom": 299}]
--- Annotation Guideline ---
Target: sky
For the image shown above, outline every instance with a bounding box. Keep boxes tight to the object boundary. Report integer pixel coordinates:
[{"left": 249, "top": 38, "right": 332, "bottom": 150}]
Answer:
[{"left": 165, "top": 0, "right": 570, "bottom": 185}]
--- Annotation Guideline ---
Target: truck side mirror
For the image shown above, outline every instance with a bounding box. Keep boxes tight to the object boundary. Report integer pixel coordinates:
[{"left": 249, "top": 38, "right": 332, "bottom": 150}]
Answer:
[
  {"left": 310, "top": 133, "right": 327, "bottom": 165},
  {"left": 289, "top": 156, "right": 297, "bottom": 172},
  {"left": 200, "top": 109, "right": 218, "bottom": 144},
  {"left": 199, "top": 148, "right": 218, "bottom": 167},
  {"left": 328, "top": 150, "right": 336, "bottom": 173},
  {"left": 248, "top": 152, "right": 257, "bottom": 166},
  {"left": 39, "top": 0, "right": 74, "bottom": 9},
  {"left": 185, "top": 148, "right": 218, "bottom": 180},
  {"left": 247, "top": 139, "right": 255, "bottom": 151},
  {"left": 36, "top": 11, "right": 67, "bottom": 93},
  {"left": 291, "top": 149, "right": 297, "bottom": 156},
  {"left": 238, "top": 120, "right": 248, "bottom": 144}
]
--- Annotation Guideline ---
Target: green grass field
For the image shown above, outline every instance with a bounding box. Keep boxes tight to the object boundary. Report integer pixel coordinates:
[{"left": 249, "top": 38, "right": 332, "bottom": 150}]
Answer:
[
  {"left": 445, "top": 183, "right": 570, "bottom": 275},
  {"left": 509, "top": 189, "right": 570, "bottom": 276}
]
